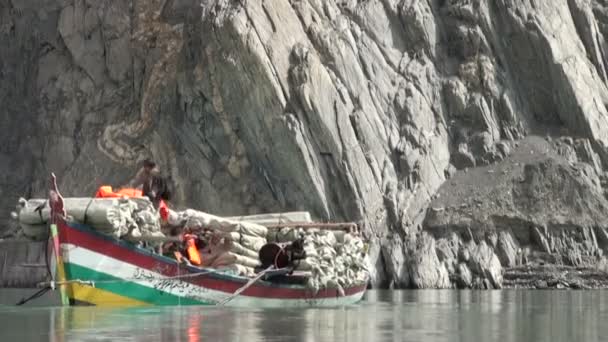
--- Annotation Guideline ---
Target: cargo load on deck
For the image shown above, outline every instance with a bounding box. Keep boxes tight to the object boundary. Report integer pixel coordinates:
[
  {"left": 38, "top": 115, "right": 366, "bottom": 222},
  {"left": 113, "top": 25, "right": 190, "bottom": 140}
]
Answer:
[{"left": 11, "top": 191, "right": 369, "bottom": 295}]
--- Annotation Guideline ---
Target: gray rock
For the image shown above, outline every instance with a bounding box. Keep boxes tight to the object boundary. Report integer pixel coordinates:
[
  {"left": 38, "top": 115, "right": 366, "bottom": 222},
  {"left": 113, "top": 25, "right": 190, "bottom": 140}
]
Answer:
[
  {"left": 457, "top": 263, "right": 473, "bottom": 288},
  {"left": 468, "top": 241, "right": 503, "bottom": 289},
  {"left": 443, "top": 78, "right": 468, "bottom": 116},
  {"left": 3, "top": 0, "right": 608, "bottom": 289},
  {"left": 496, "top": 231, "right": 519, "bottom": 267},
  {"left": 569, "top": 0, "right": 608, "bottom": 83},
  {"left": 531, "top": 226, "right": 552, "bottom": 254},
  {"left": 496, "top": 142, "right": 511, "bottom": 160},
  {"left": 381, "top": 235, "right": 410, "bottom": 288},
  {"left": 459, "top": 247, "right": 471, "bottom": 263},
  {"left": 574, "top": 139, "right": 603, "bottom": 175},
  {"left": 535, "top": 280, "right": 548, "bottom": 289},
  {"left": 58, "top": 3, "right": 106, "bottom": 85},
  {"left": 398, "top": 0, "right": 438, "bottom": 57},
  {"left": 451, "top": 144, "right": 476, "bottom": 169},
  {"left": 444, "top": 164, "right": 457, "bottom": 179},
  {"left": 409, "top": 234, "right": 451, "bottom": 289},
  {"left": 435, "top": 233, "right": 460, "bottom": 273},
  {"left": 486, "top": 231, "right": 498, "bottom": 248}
]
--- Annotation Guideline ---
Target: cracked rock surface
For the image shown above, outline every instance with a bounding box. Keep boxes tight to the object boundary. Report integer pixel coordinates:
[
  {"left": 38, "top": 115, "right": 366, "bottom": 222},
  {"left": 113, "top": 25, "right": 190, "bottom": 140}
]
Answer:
[{"left": 3, "top": 0, "right": 608, "bottom": 288}]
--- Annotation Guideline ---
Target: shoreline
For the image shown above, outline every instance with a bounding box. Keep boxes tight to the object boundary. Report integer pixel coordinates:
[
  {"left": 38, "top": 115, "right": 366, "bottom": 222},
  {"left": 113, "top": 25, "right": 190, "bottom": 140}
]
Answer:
[{"left": 503, "top": 265, "right": 608, "bottom": 290}]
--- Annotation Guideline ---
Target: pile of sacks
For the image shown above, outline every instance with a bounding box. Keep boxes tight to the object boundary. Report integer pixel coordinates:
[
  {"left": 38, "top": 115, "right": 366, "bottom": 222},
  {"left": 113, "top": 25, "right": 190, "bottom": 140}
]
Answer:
[
  {"left": 267, "top": 228, "right": 369, "bottom": 295},
  {"left": 168, "top": 209, "right": 370, "bottom": 290},
  {"left": 168, "top": 209, "right": 269, "bottom": 276},
  {"left": 12, "top": 197, "right": 164, "bottom": 241}
]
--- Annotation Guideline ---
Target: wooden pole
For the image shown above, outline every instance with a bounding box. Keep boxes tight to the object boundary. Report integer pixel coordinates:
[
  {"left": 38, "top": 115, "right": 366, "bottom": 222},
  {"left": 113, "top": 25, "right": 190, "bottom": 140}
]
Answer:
[
  {"left": 265, "top": 222, "right": 358, "bottom": 231},
  {"left": 128, "top": 235, "right": 182, "bottom": 243},
  {"left": 49, "top": 173, "right": 69, "bottom": 306}
]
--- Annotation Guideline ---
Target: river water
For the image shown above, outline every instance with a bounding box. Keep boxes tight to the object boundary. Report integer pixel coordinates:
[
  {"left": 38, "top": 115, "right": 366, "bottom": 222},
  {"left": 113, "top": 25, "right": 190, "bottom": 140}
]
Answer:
[{"left": 0, "top": 289, "right": 606, "bottom": 341}]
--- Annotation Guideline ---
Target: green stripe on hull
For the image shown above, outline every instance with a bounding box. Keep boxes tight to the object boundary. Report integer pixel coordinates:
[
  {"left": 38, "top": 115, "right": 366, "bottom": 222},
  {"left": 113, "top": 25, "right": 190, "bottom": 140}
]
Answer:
[{"left": 64, "top": 262, "right": 213, "bottom": 306}]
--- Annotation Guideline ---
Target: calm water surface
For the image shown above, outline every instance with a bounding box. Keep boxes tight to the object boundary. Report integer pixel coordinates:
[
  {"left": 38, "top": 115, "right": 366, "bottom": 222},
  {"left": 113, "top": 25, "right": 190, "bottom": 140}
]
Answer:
[{"left": 0, "top": 290, "right": 606, "bottom": 341}]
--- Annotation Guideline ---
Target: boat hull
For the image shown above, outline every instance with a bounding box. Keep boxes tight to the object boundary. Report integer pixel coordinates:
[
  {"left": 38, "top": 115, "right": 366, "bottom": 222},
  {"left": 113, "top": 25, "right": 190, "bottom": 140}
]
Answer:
[{"left": 58, "top": 220, "right": 367, "bottom": 307}]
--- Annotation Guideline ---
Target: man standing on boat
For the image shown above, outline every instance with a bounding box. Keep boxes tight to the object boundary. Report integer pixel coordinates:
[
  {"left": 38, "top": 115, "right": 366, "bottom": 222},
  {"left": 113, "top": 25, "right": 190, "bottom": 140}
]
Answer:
[
  {"left": 125, "top": 158, "right": 166, "bottom": 206},
  {"left": 127, "top": 158, "right": 160, "bottom": 193},
  {"left": 124, "top": 158, "right": 173, "bottom": 223}
]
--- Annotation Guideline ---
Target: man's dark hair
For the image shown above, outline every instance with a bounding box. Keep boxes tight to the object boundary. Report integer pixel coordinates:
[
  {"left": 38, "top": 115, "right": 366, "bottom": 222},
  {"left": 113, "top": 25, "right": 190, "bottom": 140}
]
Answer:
[{"left": 143, "top": 158, "right": 156, "bottom": 169}]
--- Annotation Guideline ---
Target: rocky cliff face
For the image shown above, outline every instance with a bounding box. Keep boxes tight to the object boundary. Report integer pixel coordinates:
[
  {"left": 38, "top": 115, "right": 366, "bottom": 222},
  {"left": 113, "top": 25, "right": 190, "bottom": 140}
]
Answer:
[{"left": 3, "top": 0, "right": 608, "bottom": 288}]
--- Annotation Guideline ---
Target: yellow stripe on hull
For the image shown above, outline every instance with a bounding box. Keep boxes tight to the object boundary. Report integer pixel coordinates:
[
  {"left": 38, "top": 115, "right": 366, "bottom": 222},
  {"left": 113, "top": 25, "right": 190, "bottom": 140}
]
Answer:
[{"left": 69, "top": 283, "right": 150, "bottom": 307}]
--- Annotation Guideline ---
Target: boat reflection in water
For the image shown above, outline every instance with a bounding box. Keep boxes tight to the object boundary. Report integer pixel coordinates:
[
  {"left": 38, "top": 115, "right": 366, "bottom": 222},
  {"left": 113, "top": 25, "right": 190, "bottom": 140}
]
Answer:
[{"left": 2, "top": 289, "right": 607, "bottom": 342}]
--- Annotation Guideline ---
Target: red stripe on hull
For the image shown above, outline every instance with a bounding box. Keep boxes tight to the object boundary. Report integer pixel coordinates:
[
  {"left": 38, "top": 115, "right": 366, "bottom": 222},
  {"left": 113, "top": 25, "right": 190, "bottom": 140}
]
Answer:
[{"left": 59, "top": 221, "right": 367, "bottom": 300}]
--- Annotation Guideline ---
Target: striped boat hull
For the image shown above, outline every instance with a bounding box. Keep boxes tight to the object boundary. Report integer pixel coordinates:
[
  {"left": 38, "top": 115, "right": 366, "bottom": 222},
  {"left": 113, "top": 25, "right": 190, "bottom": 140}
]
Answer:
[{"left": 58, "top": 220, "right": 367, "bottom": 307}]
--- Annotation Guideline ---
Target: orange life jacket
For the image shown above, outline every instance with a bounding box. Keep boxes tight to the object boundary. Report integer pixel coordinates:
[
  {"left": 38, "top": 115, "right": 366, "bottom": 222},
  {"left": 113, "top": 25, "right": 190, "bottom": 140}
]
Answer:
[
  {"left": 183, "top": 234, "right": 202, "bottom": 266},
  {"left": 95, "top": 185, "right": 144, "bottom": 198},
  {"left": 94, "top": 185, "right": 121, "bottom": 198},
  {"left": 94, "top": 185, "right": 169, "bottom": 222},
  {"left": 116, "top": 188, "right": 143, "bottom": 197}
]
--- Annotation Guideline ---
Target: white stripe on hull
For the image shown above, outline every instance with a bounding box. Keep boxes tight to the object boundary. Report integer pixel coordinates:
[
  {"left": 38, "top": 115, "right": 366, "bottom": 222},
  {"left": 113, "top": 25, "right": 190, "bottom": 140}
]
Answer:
[{"left": 62, "top": 243, "right": 365, "bottom": 307}]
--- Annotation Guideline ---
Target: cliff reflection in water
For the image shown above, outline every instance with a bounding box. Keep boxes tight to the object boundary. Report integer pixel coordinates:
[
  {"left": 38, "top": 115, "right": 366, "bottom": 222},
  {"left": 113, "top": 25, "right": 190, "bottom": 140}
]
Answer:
[{"left": 0, "top": 290, "right": 606, "bottom": 341}]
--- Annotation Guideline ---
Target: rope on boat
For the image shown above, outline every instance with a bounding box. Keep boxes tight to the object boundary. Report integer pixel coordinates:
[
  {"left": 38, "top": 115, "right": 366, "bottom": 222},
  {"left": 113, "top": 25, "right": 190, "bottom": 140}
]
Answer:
[
  {"left": 17, "top": 225, "right": 60, "bottom": 306},
  {"left": 15, "top": 286, "right": 52, "bottom": 306},
  {"left": 216, "top": 266, "right": 274, "bottom": 306}
]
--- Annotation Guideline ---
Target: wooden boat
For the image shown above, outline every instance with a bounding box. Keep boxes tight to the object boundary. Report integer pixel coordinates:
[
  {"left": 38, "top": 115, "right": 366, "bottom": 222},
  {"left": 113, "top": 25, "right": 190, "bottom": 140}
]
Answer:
[{"left": 47, "top": 174, "right": 368, "bottom": 307}]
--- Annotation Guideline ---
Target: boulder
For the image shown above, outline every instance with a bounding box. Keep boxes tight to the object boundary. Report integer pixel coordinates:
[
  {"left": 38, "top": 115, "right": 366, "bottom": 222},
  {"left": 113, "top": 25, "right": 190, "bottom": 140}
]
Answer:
[
  {"left": 468, "top": 241, "right": 503, "bottom": 289},
  {"left": 409, "top": 234, "right": 451, "bottom": 289},
  {"left": 496, "top": 231, "right": 519, "bottom": 267},
  {"left": 456, "top": 263, "right": 473, "bottom": 288}
]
